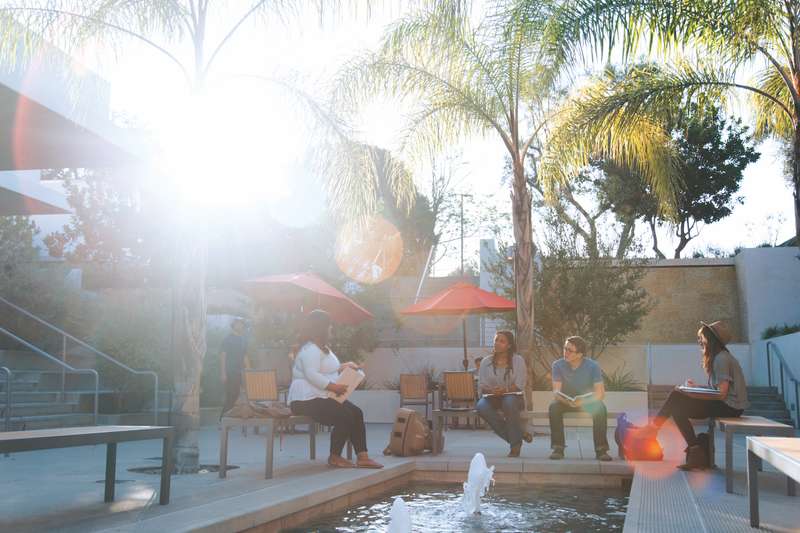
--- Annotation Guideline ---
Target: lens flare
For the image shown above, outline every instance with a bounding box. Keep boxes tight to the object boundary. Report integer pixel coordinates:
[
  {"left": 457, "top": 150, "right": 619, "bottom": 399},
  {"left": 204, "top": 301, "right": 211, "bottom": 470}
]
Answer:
[{"left": 335, "top": 216, "right": 403, "bottom": 284}]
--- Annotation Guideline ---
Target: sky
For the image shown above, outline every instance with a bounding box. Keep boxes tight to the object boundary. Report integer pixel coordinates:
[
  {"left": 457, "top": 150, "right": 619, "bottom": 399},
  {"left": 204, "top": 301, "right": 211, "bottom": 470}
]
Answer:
[{"left": 79, "top": 2, "right": 797, "bottom": 275}]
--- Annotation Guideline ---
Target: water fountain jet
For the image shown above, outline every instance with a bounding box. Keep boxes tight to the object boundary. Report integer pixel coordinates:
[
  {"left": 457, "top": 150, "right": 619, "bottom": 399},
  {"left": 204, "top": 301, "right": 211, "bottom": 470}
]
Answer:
[{"left": 461, "top": 452, "right": 495, "bottom": 514}]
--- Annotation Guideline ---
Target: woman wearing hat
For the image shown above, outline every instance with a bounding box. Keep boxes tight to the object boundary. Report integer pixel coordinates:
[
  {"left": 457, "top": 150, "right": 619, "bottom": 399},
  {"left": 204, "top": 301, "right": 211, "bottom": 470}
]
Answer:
[{"left": 640, "top": 320, "right": 749, "bottom": 467}]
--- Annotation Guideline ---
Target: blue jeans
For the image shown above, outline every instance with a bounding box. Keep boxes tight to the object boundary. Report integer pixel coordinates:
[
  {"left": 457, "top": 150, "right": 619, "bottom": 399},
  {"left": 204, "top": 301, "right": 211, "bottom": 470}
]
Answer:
[{"left": 476, "top": 395, "right": 524, "bottom": 446}]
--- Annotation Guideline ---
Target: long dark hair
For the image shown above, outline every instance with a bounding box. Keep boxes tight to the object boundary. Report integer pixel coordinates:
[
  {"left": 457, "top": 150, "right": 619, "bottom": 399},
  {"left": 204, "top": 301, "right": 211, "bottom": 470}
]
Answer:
[
  {"left": 699, "top": 325, "right": 725, "bottom": 376},
  {"left": 492, "top": 330, "right": 516, "bottom": 381},
  {"left": 298, "top": 309, "right": 332, "bottom": 353}
]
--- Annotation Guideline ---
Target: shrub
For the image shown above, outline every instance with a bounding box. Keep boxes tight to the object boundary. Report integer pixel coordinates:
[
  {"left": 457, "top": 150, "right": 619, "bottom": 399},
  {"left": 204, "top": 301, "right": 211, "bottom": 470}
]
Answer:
[
  {"left": 602, "top": 364, "right": 644, "bottom": 392},
  {"left": 761, "top": 323, "right": 800, "bottom": 340}
]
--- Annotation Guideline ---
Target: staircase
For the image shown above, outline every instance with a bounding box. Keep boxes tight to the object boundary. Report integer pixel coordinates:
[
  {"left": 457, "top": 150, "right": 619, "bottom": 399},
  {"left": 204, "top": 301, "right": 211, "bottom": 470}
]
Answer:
[
  {"left": 648, "top": 385, "right": 794, "bottom": 426},
  {"left": 0, "top": 369, "right": 96, "bottom": 430}
]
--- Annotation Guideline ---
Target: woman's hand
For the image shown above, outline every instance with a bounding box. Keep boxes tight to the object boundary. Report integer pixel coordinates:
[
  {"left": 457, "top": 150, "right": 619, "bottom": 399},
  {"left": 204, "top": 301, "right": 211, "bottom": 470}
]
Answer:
[
  {"left": 327, "top": 382, "right": 348, "bottom": 396},
  {"left": 339, "top": 361, "right": 361, "bottom": 372}
]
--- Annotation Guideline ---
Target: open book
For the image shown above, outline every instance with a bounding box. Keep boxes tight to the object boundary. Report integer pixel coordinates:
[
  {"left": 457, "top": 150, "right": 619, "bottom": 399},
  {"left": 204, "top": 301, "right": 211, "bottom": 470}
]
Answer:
[
  {"left": 677, "top": 385, "right": 719, "bottom": 396},
  {"left": 482, "top": 391, "right": 524, "bottom": 399},
  {"left": 327, "top": 367, "right": 365, "bottom": 404},
  {"left": 556, "top": 391, "right": 594, "bottom": 403}
]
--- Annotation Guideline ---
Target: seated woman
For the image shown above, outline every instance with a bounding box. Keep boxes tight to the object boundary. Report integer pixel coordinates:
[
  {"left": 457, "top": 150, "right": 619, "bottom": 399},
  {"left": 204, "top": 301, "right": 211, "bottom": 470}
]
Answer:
[
  {"left": 475, "top": 330, "right": 532, "bottom": 457},
  {"left": 640, "top": 320, "right": 749, "bottom": 469},
  {"left": 288, "top": 309, "right": 383, "bottom": 468}
]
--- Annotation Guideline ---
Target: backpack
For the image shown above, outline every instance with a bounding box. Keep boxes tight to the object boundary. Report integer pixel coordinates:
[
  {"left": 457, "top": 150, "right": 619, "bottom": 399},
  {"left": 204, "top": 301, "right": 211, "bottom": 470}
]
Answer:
[
  {"left": 683, "top": 432, "right": 711, "bottom": 470},
  {"left": 383, "top": 408, "right": 435, "bottom": 456},
  {"left": 615, "top": 413, "right": 664, "bottom": 461}
]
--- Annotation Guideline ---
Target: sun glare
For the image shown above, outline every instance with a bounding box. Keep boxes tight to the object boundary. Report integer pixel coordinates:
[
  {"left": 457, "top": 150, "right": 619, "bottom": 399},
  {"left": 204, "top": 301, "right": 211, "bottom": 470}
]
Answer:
[{"left": 156, "top": 83, "right": 299, "bottom": 211}]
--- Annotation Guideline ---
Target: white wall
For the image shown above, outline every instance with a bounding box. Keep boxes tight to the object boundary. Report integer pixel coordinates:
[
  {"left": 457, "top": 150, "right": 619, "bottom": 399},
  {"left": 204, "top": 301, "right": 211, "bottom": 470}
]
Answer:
[
  {"left": 751, "top": 331, "right": 800, "bottom": 387},
  {"left": 735, "top": 247, "right": 800, "bottom": 342},
  {"left": 647, "top": 343, "right": 752, "bottom": 385}
]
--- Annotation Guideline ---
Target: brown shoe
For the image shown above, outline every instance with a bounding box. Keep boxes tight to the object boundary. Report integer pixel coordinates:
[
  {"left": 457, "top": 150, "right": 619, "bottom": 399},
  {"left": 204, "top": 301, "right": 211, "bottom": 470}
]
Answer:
[
  {"left": 327, "top": 455, "right": 355, "bottom": 468},
  {"left": 522, "top": 432, "right": 533, "bottom": 443},
  {"left": 508, "top": 443, "right": 521, "bottom": 457},
  {"left": 356, "top": 452, "right": 384, "bottom": 469}
]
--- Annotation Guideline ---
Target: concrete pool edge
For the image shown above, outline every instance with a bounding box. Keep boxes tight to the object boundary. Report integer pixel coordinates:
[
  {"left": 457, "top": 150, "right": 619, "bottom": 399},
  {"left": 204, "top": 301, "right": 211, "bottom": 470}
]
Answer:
[{"left": 97, "top": 458, "right": 634, "bottom": 532}]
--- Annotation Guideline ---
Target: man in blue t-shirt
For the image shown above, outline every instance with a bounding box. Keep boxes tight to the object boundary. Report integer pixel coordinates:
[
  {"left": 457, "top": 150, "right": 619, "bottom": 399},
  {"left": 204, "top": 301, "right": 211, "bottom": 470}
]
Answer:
[
  {"left": 549, "top": 336, "right": 611, "bottom": 461},
  {"left": 220, "top": 318, "right": 249, "bottom": 416}
]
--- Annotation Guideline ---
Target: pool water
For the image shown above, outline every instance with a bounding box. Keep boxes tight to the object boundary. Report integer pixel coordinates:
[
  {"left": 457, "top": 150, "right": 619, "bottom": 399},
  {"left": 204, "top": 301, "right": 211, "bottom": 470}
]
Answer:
[{"left": 288, "top": 483, "right": 629, "bottom": 532}]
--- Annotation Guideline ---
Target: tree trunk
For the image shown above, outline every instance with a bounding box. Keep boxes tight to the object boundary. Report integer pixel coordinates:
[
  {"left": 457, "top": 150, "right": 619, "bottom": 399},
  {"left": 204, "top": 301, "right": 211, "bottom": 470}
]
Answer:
[
  {"left": 511, "top": 155, "right": 535, "bottom": 366},
  {"left": 648, "top": 218, "right": 665, "bottom": 259},
  {"left": 794, "top": 123, "right": 800, "bottom": 242},
  {"left": 171, "top": 233, "right": 207, "bottom": 473}
]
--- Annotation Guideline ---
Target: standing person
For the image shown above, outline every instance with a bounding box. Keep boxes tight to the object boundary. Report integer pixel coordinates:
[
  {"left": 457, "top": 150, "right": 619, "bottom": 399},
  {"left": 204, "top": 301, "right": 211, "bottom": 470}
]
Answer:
[
  {"left": 288, "top": 309, "right": 383, "bottom": 469},
  {"left": 220, "top": 318, "right": 249, "bottom": 417},
  {"left": 639, "top": 321, "right": 749, "bottom": 469},
  {"left": 549, "top": 336, "right": 612, "bottom": 461},
  {"left": 475, "top": 330, "right": 532, "bottom": 457}
]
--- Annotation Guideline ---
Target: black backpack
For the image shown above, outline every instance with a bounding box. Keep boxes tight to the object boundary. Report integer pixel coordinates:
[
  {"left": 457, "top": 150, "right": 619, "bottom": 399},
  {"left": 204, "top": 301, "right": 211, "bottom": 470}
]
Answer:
[{"left": 684, "top": 432, "right": 712, "bottom": 469}]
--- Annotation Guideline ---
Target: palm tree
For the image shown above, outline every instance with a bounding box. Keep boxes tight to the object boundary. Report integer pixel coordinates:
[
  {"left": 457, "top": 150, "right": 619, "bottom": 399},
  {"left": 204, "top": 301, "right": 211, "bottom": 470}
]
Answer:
[
  {"left": 540, "top": 0, "right": 800, "bottom": 242},
  {"left": 335, "top": 2, "right": 679, "bottom": 367},
  {"left": 0, "top": 0, "right": 412, "bottom": 472}
]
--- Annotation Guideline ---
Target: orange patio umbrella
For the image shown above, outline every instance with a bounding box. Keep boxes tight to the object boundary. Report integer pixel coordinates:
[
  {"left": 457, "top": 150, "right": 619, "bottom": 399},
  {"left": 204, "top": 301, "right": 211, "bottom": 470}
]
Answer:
[
  {"left": 400, "top": 282, "right": 516, "bottom": 370},
  {"left": 242, "top": 272, "right": 374, "bottom": 326}
]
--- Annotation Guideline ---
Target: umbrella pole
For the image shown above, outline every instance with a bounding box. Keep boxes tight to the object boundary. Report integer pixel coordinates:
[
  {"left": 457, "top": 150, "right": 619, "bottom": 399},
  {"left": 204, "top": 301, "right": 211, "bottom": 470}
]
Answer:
[{"left": 461, "top": 319, "right": 469, "bottom": 371}]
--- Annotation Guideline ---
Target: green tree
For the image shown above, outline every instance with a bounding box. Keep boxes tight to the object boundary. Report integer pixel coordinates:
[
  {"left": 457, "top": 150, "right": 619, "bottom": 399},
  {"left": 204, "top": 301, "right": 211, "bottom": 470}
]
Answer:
[
  {"left": 482, "top": 217, "right": 653, "bottom": 379},
  {"left": 597, "top": 102, "right": 760, "bottom": 258},
  {"left": 542, "top": 0, "right": 800, "bottom": 243},
  {"left": 336, "top": 2, "right": 679, "bottom": 367},
  {"left": 0, "top": 1, "right": 412, "bottom": 472}
]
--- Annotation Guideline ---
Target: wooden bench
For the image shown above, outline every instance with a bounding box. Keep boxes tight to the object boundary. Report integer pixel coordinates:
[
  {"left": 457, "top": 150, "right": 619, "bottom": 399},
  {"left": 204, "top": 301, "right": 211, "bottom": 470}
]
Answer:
[
  {"left": 716, "top": 416, "right": 795, "bottom": 493},
  {"left": 0, "top": 425, "right": 174, "bottom": 504},
  {"left": 747, "top": 436, "right": 799, "bottom": 527}
]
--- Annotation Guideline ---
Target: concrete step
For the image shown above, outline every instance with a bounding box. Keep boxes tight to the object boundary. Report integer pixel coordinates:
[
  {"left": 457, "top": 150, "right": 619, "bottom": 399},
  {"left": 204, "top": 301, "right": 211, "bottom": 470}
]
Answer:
[
  {"left": 5, "top": 391, "right": 62, "bottom": 403},
  {"left": 0, "top": 401, "right": 79, "bottom": 416},
  {"left": 6, "top": 412, "right": 95, "bottom": 431}
]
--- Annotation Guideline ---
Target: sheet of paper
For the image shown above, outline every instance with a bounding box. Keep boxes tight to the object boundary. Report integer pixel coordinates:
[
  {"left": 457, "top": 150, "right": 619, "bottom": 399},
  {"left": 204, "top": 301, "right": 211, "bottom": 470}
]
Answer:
[
  {"left": 677, "top": 386, "right": 719, "bottom": 395},
  {"left": 482, "top": 391, "right": 524, "bottom": 399},
  {"left": 328, "top": 367, "right": 365, "bottom": 404}
]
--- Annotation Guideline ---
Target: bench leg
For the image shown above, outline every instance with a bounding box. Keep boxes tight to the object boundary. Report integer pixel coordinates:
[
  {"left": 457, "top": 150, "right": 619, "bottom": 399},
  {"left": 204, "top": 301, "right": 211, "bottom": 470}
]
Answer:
[
  {"left": 160, "top": 434, "right": 172, "bottom": 505},
  {"left": 309, "top": 422, "right": 316, "bottom": 460},
  {"left": 219, "top": 425, "right": 229, "bottom": 479},
  {"left": 433, "top": 414, "right": 442, "bottom": 455},
  {"left": 104, "top": 442, "right": 117, "bottom": 503},
  {"left": 265, "top": 419, "right": 275, "bottom": 479},
  {"left": 748, "top": 449, "right": 760, "bottom": 527},
  {"left": 707, "top": 418, "right": 716, "bottom": 468},
  {"left": 725, "top": 430, "right": 733, "bottom": 493}
]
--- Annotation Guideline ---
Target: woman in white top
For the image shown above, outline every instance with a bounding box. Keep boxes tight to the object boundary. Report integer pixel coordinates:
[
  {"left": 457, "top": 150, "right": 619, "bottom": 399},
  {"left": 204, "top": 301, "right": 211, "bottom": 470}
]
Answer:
[{"left": 288, "top": 309, "right": 383, "bottom": 468}]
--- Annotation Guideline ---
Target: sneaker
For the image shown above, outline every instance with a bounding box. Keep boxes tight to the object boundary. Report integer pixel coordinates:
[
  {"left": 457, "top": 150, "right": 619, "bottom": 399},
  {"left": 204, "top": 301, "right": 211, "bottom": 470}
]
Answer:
[
  {"left": 596, "top": 451, "right": 612, "bottom": 462},
  {"left": 549, "top": 448, "right": 564, "bottom": 460}
]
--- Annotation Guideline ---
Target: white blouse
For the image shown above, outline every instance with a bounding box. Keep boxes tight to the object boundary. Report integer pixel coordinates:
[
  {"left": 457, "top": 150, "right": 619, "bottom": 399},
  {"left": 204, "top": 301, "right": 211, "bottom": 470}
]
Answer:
[{"left": 287, "top": 342, "right": 340, "bottom": 403}]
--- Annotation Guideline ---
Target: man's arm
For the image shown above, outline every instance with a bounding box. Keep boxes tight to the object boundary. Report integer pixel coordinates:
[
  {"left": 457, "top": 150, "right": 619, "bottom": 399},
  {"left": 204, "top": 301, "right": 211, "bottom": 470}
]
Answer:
[{"left": 220, "top": 352, "right": 227, "bottom": 382}]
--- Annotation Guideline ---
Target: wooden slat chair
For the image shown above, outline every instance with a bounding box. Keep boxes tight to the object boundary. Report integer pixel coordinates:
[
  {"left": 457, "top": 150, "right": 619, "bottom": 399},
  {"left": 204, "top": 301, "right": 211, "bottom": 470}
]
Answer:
[
  {"left": 219, "top": 369, "right": 318, "bottom": 479},
  {"left": 433, "top": 372, "right": 479, "bottom": 454},
  {"left": 400, "top": 374, "right": 433, "bottom": 420}
]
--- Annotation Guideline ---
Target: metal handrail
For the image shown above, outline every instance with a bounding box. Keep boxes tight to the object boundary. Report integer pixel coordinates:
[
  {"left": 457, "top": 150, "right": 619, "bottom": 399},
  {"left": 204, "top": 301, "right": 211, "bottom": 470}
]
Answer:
[
  {"left": 766, "top": 341, "right": 800, "bottom": 429},
  {"left": 0, "top": 295, "right": 158, "bottom": 424},
  {"left": 0, "top": 326, "right": 98, "bottom": 425},
  {"left": 1, "top": 366, "right": 10, "bottom": 431}
]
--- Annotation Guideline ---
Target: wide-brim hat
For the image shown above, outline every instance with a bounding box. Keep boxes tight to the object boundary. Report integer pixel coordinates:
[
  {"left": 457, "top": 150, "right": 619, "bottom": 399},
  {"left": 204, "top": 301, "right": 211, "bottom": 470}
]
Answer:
[{"left": 700, "top": 320, "right": 732, "bottom": 346}]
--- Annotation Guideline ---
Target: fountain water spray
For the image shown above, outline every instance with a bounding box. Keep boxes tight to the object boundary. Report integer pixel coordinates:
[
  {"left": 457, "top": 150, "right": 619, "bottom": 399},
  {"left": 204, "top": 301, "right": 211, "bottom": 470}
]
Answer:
[
  {"left": 461, "top": 452, "right": 495, "bottom": 514},
  {"left": 387, "top": 496, "right": 411, "bottom": 533}
]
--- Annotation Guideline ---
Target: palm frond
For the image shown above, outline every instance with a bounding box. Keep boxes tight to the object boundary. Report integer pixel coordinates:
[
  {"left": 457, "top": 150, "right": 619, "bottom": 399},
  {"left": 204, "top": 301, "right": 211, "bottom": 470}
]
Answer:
[{"left": 751, "top": 66, "right": 793, "bottom": 141}]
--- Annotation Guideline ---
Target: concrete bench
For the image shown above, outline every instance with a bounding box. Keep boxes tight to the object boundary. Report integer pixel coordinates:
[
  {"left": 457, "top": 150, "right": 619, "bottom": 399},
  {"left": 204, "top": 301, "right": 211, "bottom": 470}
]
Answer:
[
  {"left": 747, "top": 436, "right": 799, "bottom": 527},
  {"left": 0, "top": 425, "right": 174, "bottom": 504},
  {"left": 431, "top": 409, "right": 621, "bottom": 455},
  {"left": 716, "top": 415, "right": 795, "bottom": 493}
]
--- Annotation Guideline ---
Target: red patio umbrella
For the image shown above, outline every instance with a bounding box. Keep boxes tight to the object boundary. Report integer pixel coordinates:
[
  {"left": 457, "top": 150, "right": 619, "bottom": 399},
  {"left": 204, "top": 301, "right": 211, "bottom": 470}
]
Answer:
[
  {"left": 400, "top": 282, "right": 516, "bottom": 370},
  {"left": 242, "top": 272, "right": 373, "bottom": 326}
]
